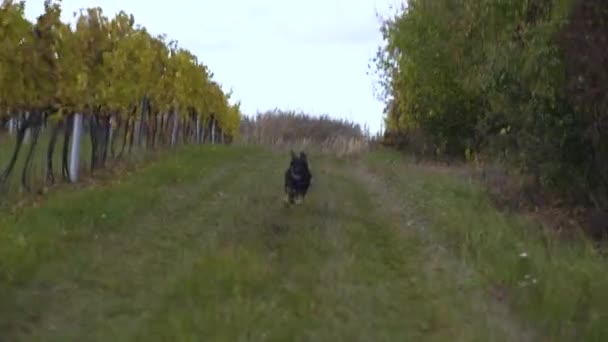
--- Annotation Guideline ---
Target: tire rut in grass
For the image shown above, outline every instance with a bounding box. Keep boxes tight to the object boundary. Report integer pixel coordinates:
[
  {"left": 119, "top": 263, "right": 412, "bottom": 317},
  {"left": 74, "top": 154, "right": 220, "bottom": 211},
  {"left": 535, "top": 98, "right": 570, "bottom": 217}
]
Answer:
[
  {"left": 349, "top": 159, "right": 537, "bottom": 342},
  {"left": 129, "top": 157, "right": 348, "bottom": 341},
  {"left": 8, "top": 152, "right": 263, "bottom": 342},
  {"left": 128, "top": 153, "right": 291, "bottom": 340}
]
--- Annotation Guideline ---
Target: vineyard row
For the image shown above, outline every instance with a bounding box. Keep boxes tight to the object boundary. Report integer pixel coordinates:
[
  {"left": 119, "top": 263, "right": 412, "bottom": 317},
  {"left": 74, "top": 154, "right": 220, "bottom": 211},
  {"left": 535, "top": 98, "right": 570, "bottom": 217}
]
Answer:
[{"left": 0, "top": 1, "right": 241, "bottom": 196}]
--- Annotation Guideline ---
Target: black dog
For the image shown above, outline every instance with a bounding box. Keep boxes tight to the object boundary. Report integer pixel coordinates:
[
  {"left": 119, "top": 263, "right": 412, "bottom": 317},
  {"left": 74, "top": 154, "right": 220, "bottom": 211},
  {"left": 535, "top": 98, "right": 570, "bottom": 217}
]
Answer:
[{"left": 284, "top": 150, "right": 312, "bottom": 204}]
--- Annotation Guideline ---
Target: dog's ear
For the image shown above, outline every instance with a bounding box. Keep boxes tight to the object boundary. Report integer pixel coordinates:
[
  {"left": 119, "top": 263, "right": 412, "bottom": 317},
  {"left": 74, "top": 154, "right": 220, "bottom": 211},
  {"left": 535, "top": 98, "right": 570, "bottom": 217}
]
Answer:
[{"left": 299, "top": 152, "right": 307, "bottom": 162}]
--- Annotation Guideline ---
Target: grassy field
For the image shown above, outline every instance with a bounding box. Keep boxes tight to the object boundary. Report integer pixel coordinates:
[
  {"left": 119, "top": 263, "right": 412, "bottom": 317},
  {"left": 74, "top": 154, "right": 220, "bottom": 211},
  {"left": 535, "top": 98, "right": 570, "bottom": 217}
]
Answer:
[{"left": 0, "top": 145, "right": 606, "bottom": 341}]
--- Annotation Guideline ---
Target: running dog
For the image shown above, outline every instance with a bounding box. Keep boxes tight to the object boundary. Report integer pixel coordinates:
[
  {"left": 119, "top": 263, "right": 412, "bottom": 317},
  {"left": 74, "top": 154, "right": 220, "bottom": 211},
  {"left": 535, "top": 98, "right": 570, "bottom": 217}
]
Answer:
[{"left": 284, "top": 150, "right": 312, "bottom": 204}]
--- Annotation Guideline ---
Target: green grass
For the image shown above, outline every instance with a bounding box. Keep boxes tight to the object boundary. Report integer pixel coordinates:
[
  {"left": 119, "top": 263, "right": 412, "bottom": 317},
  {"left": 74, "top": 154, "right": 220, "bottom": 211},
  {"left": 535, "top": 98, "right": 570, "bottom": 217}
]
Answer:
[
  {"left": 366, "top": 148, "right": 608, "bottom": 342},
  {"left": 0, "top": 144, "right": 604, "bottom": 341}
]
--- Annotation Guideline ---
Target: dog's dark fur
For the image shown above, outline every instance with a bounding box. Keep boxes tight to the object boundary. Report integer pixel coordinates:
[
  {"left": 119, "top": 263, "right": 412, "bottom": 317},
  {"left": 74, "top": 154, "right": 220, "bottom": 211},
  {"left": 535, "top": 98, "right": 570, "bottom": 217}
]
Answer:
[{"left": 284, "top": 150, "right": 312, "bottom": 204}]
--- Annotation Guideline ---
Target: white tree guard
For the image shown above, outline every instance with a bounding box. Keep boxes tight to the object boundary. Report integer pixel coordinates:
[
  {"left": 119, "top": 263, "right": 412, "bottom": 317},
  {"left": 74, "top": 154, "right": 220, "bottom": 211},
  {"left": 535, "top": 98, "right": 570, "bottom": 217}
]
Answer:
[
  {"left": 196, "top": 115, "right": 201, "bottom": 143},
  {"left": 8, "top": 118, "right": 14, "bottom": 135},
  {"left": 171, "top": 112, "right": 179, "bottom": 146},
  {"left": 23, "top": 112, "right": 30, "bottom": 144},
  {"left": 69, "top": 113, "right": 83, "bottom": 183},
  {"left": 211, "top": 119, "right": 215, "bottom": 145}
]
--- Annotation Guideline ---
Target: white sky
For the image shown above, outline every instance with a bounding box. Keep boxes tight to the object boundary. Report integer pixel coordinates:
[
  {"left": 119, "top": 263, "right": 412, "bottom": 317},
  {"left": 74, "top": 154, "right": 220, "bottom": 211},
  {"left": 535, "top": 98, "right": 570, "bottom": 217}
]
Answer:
[{"left": 24, "top": 0, "right": 404, "bottom": 134}]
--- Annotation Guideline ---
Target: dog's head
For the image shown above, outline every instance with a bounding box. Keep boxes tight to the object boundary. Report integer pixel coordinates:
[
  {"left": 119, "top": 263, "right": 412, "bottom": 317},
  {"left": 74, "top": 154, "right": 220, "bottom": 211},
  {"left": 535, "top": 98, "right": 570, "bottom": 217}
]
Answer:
[{"left": 289, "top": 150, "right": 309, "bottom": 178}]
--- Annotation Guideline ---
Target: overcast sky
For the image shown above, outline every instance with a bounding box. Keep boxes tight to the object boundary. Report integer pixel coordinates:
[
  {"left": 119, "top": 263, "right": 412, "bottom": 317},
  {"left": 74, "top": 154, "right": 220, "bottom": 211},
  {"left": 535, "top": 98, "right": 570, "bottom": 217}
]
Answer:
[{"left": 24, "top": 0, "right": 402, "bottom": 134}]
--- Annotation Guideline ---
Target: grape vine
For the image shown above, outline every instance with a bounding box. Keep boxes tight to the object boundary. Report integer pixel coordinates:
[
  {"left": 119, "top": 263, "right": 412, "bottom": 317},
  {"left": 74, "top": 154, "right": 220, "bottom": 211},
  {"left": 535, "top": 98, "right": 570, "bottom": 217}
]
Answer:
[{"left": 0, "top": 0, "right": 241, "bottom": 194}]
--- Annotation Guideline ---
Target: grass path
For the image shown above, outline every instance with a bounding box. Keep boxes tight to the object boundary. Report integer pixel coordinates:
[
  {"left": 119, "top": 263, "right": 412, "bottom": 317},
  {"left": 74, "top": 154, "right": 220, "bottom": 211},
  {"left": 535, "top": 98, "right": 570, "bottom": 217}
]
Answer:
[{"left": 1, "top": 146, "right": 538, "bottom": 341}]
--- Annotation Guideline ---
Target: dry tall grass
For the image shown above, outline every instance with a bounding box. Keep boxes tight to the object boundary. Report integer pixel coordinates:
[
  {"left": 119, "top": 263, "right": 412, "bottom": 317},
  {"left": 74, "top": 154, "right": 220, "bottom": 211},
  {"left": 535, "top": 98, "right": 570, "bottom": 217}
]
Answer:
[{"left": 238, "top": 109, "right": 370, "bottom": 157}]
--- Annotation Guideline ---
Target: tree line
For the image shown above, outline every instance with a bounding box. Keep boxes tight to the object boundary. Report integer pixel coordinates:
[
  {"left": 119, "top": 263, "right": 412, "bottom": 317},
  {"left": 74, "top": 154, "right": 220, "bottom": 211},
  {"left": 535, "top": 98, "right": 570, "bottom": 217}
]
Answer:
[{"left": 373, "top": 0, "right": 607, "bottom": 210}]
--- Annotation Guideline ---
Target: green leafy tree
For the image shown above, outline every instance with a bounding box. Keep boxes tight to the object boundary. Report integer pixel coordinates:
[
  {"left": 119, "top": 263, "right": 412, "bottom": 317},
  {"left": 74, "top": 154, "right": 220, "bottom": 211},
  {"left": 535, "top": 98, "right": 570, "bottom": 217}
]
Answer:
[{"left": 373, "top": 0, "right": 607, "bottom": 208}]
